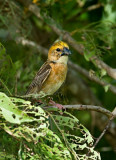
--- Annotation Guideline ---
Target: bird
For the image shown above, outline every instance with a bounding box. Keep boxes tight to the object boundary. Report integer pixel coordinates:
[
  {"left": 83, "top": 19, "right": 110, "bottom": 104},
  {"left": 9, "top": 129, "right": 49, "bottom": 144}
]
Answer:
[{"left": 26, "top": 41, "right": 71, "bottom": 109}]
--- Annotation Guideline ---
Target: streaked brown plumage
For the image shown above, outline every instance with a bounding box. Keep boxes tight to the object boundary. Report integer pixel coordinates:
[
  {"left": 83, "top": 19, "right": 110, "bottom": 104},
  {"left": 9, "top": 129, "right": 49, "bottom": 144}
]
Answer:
[{"left": 26, "top": 41, "right": 71, "bottom": 98}]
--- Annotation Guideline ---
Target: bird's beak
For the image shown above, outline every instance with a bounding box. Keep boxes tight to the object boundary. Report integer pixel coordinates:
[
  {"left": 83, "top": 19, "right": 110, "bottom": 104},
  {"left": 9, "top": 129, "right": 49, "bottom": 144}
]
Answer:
[{"left": 61, "top": 47, "right": 71, "bottom": 56}]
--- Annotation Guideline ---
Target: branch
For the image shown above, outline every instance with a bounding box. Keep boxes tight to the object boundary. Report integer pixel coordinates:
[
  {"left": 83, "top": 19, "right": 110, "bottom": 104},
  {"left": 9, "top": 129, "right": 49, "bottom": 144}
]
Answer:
[
  {"left": 16, "top": 37, "right": 48, "bottom": 56},
  {"left": 88, "top": 107, "right": 116, "bottom": 152},
  {"left": 69, "top": 61, "right": 116, "bottom": 94},
  {"left": 18, "top": 1, "right": 116, "bottom": 80},
  {"left": 93, "top": 116, "right": 114, "bottom": 149},
  {"left": 87, "top": 114, "right": 114, "bottom": 157},
  {"left": 90, "top": 107, "right": 116, "bottom": 151},
  {"left": 75, "top": 3, "right": 103, "bottom": 18},
  {"left": 87, "top": 3, "right": 103, "bottom": 11},
  {"left": 91, "top": 56, "right": 116, "bottom": 80},
  {"left": 16, "top": 37, "right": 116, "bottom": 95},
  {"left": 43, "top": 104, "right": 114, "bottom": 118}
]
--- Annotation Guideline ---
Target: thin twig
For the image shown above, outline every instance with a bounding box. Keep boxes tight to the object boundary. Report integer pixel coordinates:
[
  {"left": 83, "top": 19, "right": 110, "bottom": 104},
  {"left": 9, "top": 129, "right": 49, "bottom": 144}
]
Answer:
[
  {"left": 93, "top": 116, "right": 114, "bottom": 149},
  {"left": 47, "top": 111, "right": 78, "bottom": 160},
  {"left": 0, "top": 78, "right": 12, "bottom": 96},
  {"left": 75, "top": 3, "right": 103, "bottom": 18},
  {"left": 87, "top": 115, "right": 114, "bottom": 157}
]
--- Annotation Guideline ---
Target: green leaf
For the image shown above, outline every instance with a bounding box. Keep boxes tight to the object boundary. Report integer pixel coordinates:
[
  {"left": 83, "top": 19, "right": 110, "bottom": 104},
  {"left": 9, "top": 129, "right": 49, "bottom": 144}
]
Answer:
[
  {"left": 104, "top": 84, "right": 110, "bottom": 92},
  {"left": 84, "top": 50, "right": 95, "bottom": 61},
  {"left": 101, "top": 69, "right": 107, "bottom": 77},
  {"left": 0, "top": 43, "right": 6, "bottom": 56},
  {"left": 0, "top": 92, "right": 34, "bottom": 124}
]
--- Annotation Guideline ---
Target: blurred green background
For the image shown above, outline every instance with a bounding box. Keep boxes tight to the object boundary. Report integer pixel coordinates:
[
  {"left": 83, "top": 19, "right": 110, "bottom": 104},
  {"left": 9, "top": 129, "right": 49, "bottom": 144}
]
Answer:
[{"left": 0, "top": 0, "right": 116, "bottom": 159}]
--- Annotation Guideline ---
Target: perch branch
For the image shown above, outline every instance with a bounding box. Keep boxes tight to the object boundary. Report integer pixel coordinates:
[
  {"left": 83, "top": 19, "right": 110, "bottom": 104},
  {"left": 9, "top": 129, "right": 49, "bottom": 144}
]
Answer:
[
  {"left": 43, "top": 104, "right": 114, "bottom": 118},
  {"left": 16, "top": 37, "right": 116, "bottom": 95},
  {"left": 17, "top": 1, "right": 116, "bottom": 80}
]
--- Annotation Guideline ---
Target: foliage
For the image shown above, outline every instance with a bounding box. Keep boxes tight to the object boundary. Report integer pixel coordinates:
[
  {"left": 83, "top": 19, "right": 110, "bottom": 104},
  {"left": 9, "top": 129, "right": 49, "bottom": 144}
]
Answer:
[{"left": 0, "top": 92, "right": 100, "bottom": 159}]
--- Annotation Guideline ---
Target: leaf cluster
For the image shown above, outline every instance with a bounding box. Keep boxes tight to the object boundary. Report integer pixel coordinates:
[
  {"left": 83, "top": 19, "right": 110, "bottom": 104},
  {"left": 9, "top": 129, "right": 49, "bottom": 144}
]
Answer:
[{"left": 0, "top": 92, "right": 100, "bottom": 159}]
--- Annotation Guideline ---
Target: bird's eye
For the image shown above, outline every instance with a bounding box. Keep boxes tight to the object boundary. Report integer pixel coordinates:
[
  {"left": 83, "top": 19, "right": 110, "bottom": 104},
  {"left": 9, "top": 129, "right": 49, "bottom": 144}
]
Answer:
[{"left": 56, "top": 48, "right": 61, "bottom": 52}]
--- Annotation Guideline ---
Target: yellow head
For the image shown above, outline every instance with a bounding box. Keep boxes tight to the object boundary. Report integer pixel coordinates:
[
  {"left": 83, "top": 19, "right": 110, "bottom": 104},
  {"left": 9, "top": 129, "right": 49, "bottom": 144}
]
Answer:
[{"left": 48, "top": 41, "right": 71, "bottom": 63}]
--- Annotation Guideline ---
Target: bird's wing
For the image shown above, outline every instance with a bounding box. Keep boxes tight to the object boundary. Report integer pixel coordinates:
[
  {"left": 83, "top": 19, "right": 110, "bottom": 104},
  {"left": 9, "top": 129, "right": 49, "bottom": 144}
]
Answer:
[{"left": 26, "top": 61, "right": 51, "bottom": 95}]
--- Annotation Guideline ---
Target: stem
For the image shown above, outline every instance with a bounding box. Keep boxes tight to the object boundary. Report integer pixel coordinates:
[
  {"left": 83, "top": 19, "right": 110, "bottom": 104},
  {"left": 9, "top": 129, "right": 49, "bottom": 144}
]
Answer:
[{"left": 0, "top": 78, "right": 12, "bottom": 96}]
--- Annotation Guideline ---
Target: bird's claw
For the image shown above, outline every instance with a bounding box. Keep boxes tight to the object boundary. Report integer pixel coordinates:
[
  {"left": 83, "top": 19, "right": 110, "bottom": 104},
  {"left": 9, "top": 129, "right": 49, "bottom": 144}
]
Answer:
[{"left": 49, "top": 100, "right": 64, "bottom": 110}]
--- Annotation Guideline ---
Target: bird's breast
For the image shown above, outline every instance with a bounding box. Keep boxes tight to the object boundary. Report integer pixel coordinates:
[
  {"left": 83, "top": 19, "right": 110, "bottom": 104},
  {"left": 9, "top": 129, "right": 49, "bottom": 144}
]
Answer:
[{"left": 40, "top": 63, "right": 67, "bottom": 96}]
